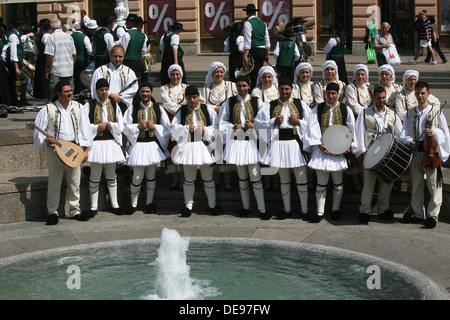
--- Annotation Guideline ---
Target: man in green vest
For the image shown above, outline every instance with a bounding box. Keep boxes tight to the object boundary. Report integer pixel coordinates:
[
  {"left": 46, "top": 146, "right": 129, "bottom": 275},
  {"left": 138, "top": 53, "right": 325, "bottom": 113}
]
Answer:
[
  {"left": 92, "top": 18, "right": 111, "bottom": 68},
  {"left": 242, "top": 4, "right": 271, "bottom": 91},
  {"left": 159, "top": 22, "right": 186, "bottom": 85},
  {"left": 121, "top": 14, "right": 147, "bottom": 81},
  {"left": 7, "top": 16, "right": 29, "bottom": 107},
  {"left": 274, "top": 24, "right": 300, "bottom": 83},
  {"left": 71, "top": 21, "right": 92, "bottom": 93}
]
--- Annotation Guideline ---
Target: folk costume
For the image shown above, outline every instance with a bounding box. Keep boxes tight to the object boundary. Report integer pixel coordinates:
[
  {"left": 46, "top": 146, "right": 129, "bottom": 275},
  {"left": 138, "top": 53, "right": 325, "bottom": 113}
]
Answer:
[
  {"left": 123, "top": 83, "right": 171, "bottom": 213},
  {"left": 171, "top": 85, "right": 221, "bottom": 217},
  {"left": 313, "top": 60, "right": 347, "bottom": 105},
  {"left": 84, "top": 79, "right": 126, "bottom": 216},
  {"left": 224, "top": 22, "right": 244, "bottom": 83},
  {"left": 292, "top": 62, "right": 315, "bottom": 109},
  {"left": 160, "top": 22, "right": 186, "bottom": 86},
  {"left": 304, "top": 82, "right": 357, "bottom": 222},
  {"left": 377, "top": 64, "right": 402, "bottom": 109},
  {"left": 345, "top": 64, "right": 374, "bottom": 117},
  {"left": 250, "top": 66, "right": 279, "bottom": 104}
]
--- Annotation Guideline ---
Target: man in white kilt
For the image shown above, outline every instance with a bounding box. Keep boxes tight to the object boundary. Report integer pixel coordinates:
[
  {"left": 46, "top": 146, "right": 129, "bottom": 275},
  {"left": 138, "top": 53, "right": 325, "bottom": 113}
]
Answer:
[
  {"left": 82, "top": 78, "right": 126, "bottom": 216},
  {"left": 304, "top": 82, "right": 357, "bottom": 222},
  {"left": 400, "top": 81, "right": 450, "bottom": 228},
  {"left": 171, "top": 85, "right": 223, "bottom": 217},
  {"left": 218, "top": 75, "right": 270, "bottom": 220},
  {"left": 255, "top": 78, "right": 311, "bottom": 220},
  {"left": 123, "top": 82, "right": 171, "bottom": 214},
  {"left": 354, "top": 86, "right": 402, "bottom": 224}
]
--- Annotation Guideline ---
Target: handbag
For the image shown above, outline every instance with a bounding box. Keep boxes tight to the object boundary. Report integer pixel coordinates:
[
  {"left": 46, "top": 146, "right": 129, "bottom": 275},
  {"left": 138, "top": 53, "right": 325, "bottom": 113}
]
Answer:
[
  {"left": 383, "top": 44, "right": 401, "bottom": 66},
  {"left": 366, "top": 42, "right": 376, "bottom": 63}
]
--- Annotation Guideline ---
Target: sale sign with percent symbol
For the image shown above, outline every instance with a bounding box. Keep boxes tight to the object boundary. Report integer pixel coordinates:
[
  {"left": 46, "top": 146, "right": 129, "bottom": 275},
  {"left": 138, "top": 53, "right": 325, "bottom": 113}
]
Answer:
[
  {"left": 203, "top": 0, "right": 232, "bottom": 35},
  {"left": 147, "top": 0, "right": 176, "bottom": 36},
  {"left": 260, "top": 0, "right": 291, "bottom": 33}
]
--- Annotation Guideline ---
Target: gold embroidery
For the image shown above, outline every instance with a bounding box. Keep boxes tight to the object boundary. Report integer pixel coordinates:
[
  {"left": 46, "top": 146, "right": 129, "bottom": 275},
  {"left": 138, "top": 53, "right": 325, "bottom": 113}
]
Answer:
[
  {"left": 93, "top": 100, "right": 115, "bottom": 136},
  {"left": 186, "top": 106, "right": 207, "bottom": 127},
  {"left": 137, "top": 102, "right": 157, "bottom": 138},
  {"left": 321, "top": 102, "right": 343, "bottom": 135},
  {"left": 271, "top": 100, "right": 300, "bottom": 135},
  {"left": 232, "top": 98, "right": 254, "bottom": 124}
]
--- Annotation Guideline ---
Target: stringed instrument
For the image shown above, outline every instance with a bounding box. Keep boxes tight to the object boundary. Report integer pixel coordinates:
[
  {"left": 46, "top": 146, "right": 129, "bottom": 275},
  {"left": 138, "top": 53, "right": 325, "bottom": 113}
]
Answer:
[
  {"left": 26, "top": 123, "right": 85, "bottom": 168},
  {"left": 423, "top": 119, "right": 440, "bottom": 169}
]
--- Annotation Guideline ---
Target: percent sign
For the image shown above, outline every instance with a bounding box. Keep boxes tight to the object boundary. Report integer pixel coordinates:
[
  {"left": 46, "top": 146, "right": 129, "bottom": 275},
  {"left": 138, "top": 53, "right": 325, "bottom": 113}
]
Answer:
[
  {"left": 149, "top": 4, "right": 174, "bottom": 33},
  {"left": 205, "top": 1, "right": 230, "bottom": 31},
  {"left": 262, "top": 1, "right": 289, "bottom": 30}
]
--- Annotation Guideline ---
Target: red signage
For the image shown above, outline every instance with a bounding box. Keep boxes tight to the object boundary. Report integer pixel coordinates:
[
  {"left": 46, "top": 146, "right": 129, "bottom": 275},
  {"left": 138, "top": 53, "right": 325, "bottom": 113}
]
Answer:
[
  {"left": 259, "top": 0, "right": 291, "bottom": 32},
  {"left": 147, "top": 0, "right": 176, "bottom": 36},
  {"left": 203, "top": 0, "right": 232, "bottom": 35}
]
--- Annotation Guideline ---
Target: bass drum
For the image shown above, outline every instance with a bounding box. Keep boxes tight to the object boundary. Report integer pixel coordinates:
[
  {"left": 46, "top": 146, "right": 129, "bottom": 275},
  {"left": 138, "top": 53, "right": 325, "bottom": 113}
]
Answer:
[{"left": 80, "top": 61, "right": 95, "bottom": 88}]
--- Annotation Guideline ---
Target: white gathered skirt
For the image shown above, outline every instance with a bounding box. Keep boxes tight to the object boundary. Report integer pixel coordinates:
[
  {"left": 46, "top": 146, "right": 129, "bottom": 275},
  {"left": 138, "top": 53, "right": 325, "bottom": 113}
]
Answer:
[
  {"left": 307, "top": 147, "right": 348, "bottom": 172},
  {"left": 127, "top": 141, "right": 168, "bottom": 166},
  {"left": 172, "top": 141, "right": 215, "bottom": 166},
  {"left": 224, "top": 139, "right": 261, "bottom": 166},
  {"left": 263, "top": 140, "right": 308, "bottom": 168},
  {"left": 88, "top": 139, "right": 126, "bottom": 164}
]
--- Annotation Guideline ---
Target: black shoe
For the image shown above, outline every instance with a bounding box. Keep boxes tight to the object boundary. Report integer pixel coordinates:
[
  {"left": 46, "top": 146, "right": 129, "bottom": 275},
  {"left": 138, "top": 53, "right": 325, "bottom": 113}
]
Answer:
[
  {"left": 403, "top": 212, "right": 423, "bottom": 224},
  {"left": 46, "top": 213, "right": 59, "bottom": 225},
  {"left": 301, "top": 212, "right": 311, "bottom": 221},
  {"left": 331, "top": 210, "right": 341, "bottom": 220},
  {"left": 181, "top": 207, "right": 192, "bottom": 217},
  {"left": 425, "top": 217, "right": 437, "bottom": 229},
  {"left": 89, "top": 209, "right": 98, "bottom": 219},
  {"left": 73, "top": 210, "right": 91, "bottom": 221},
  {"left": 145, "top": 203, "right": 156, "bottom": 214},
  {"left": 359, "top": 212, "right": 370, "bottom": 224},
  {"left": 238, "top": 208, "right": 251, "bottom": 217},
  {"left": 276, "top": 211, "right": 288, "bottom": 220},
  {"left": 209, "top": 205, "right": 223, "bottom": 215},
  {"left": 112, "top": 207, "right": 123, "bottom": 215},
  {"left": 310, "top": 213, "right": 323, "bottom": 223},
  {"left": 260, "top": 211, "right": 271, "bottom": 220},
  {"left": 443, "top": 60, "right": 448, "bottom": 64},
  {"left": 378, "top": 209, "right": 394, "bottom": 221}
]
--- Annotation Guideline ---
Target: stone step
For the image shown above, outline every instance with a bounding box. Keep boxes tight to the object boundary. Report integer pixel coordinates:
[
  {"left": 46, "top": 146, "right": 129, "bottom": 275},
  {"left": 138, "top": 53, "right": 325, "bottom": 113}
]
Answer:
[{"left": 0, "top": 165, "right": 418, "bottom": 224}]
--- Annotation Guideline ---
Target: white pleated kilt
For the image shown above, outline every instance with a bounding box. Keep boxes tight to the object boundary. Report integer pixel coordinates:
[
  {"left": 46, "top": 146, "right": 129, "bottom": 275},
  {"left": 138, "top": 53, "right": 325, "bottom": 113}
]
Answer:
[
  {"left": 172, "top": 141, "right": 215, "bottom": 166},
  {"left": 88, "top": 139, "right": 126, "bottom": 164},
  {"left": 263, "top": 140, "right": 308, "bottom": 168},
  {"left": 223, "top": 139, "right": 260, "bottom": 166},
  {"left": 127, "top": 141, "right": 168, "bottom": 167},
  {"left": 307, "top": 148, "right": 348, "bottom": 172}
]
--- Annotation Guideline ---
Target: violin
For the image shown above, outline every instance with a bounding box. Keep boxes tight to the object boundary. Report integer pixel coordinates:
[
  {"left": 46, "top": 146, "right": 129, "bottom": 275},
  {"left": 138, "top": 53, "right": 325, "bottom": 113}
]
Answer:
[{"left": 422, "top": 119, "right": 440, "bottom": 169}]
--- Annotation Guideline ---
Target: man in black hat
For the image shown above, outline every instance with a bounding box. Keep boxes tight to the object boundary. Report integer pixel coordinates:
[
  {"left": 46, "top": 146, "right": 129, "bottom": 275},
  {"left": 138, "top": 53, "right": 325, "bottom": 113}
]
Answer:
[
  {"left": 122, "top": 81, "right": 171, "bottom": 214},
  {"left": 159, "top": 22, "right": 187, "bottom": 85},
  {"left": 82, "top": 78, "right": 126, "bottom": 217},
  {"left": 303, "top": 82, "right": 357, "bottom": 223},
  {"left": 93, "top": 15, "right": 115, "bottom": 68},
  {"left": 242, "top": 4, "right": 270, "bottom": 91},
  {"left": 7, "top": 16, "right": 30, "bottom": 107},
  {"left": 170, "top": 84, "right": 222, "bottom": 217},
  {"left": 119, "top": 14, "right": 148, "bottom": 81}
]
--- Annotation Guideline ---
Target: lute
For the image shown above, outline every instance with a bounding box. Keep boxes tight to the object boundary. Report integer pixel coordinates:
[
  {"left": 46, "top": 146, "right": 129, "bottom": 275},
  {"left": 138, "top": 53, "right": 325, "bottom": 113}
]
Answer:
[{"left": 26, "top": 123, "right": 85, "bottom": 168}]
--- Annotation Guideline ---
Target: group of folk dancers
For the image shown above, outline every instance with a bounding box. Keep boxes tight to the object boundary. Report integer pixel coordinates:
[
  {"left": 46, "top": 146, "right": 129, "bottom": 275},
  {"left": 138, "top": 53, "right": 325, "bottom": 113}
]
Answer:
[{"left": 33, "top": 48, "right": 450, "bottom": 229}]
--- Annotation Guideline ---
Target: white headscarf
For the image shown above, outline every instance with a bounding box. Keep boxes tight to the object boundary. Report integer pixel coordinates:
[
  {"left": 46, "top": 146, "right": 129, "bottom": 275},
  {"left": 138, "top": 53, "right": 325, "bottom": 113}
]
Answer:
[
  {"left": 294, "top": 62, "right": 313, "bottom": 84},
  {"left": 353, "top": 64, "right": 369, "bottom": 82},
  {"left": 205, "top": 61, "right": 227, "bottom": 85},
  {"left": 322, "top": 60, "right": 339, "bottom": 81},
  {"left": 256, "top": 66, "right": 278, "bottom": 87},
  {"left": 167, "top": 64, "right": 183, "bottom": 78},
  {"left": 378, "top": 64, "right": 396, "bottom": 83},
  {"left": 402, "top": 69, "right": 419, "bottom": 89}
]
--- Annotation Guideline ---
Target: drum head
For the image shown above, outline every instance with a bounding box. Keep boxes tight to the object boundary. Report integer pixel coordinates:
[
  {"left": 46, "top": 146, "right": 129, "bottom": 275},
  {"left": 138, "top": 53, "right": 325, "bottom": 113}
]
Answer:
[
  {"left": 322, "top": 125, "right": 352, "bottom": 155},
  {"left": 364, "top": 133, "right": 394, "bottom": 170}
]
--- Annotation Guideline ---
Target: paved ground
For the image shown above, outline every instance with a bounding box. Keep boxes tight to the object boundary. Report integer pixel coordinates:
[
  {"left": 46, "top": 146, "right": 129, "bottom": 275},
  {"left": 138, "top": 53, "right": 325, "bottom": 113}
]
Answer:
[{"left": 1, "top": 53, "right": 450, "bottom": 299}]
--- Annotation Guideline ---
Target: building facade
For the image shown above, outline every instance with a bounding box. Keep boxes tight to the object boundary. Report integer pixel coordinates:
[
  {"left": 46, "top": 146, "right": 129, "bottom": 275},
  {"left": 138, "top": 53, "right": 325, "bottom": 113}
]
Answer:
[{"left": 1, "top": 0, "right": 449, "bottom": 55}]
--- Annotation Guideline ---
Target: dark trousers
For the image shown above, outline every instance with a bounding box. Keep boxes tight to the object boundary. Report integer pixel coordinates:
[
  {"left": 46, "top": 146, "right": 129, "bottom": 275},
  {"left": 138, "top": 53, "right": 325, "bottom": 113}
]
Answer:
[
  {"left": 249, "top": 48, "right": 267, "bottom": 91},
  {"left": 275, "top": 65, "right": 294, "bottom": 83},
  {"left": 124, "top": 59, "right": 143, "bottom": 81},
  {"left": 376, "top": 52, "right": 388, "bottom": 67},
  {"left": 425, "top": 39, "right": 447, "bottom": 62},
  {"left": 73, "top": 60, "right": 89, "bottom": 94},
  {"left": 7, "top": 61, "right": 26, "bottom": 107}
]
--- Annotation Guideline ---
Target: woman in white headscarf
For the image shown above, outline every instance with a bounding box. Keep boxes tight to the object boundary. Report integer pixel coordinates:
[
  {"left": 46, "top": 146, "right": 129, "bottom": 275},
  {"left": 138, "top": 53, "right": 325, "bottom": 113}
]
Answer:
[
  {"left": 160, "top": 64, "right": 188, "bottom": 190},
  {"left": 346, "top": 64, "right": 374, "bottom": 117},
  {"left": 292, "top": 62, "right": 315, "bottom": 108},
  {"left": 251, "top": 66, "right": 279, "bottom": 103},
  {"left": 200, "top": 61, "right": 237, "bottom": 191},
  {"left": 377, "top": 64, "right": 402, "bottom": 109},
  {"left": 313, "top": 60, "right": 347, "bottom": 105},
  {"left": 251, "top": 66, "right": 280, "bottom": 191},
  {"left": 395, "top": 69, "right": 440, "bottom": 122}
]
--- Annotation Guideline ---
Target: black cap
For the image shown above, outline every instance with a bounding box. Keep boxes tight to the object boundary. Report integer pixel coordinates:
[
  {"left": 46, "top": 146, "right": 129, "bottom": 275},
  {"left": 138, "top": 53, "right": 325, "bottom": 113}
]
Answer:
[
  {"left": 326, "top": 82, "right": 340, "bottom": 92},
  {"left": 96, "top": 78, "right": 109, "bottom": 90},
  {"left": 279, "top": 78, "right": 293, "bottom": 88},
  {"left": 236, "top": 75, "right": 250, "bottom": 85},
  {"left": 100, "top": 15, "right": 115, "bottom": 27},
  {"left": 293, "top": 17, "right": 307, "bottom": 24},
  {"left": 243, "top": 4, "right": 259, "bottom": 12},
  {"left": 139, "top": 81, "right": 153, "bottom": 91},
  {"left": 171, "top": 22, "right": 185, "bottom": 31},
  {"left": 125, "top": 14, "right": 140, "bottom": 22},
  {"left": 185, "top": 85, "right": 199, "bottom": 96}
]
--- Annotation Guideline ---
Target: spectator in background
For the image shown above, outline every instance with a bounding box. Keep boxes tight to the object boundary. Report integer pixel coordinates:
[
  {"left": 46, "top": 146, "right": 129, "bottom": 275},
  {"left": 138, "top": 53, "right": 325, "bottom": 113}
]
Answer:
[
  {"left": 373, "top": 22, "right": 395, "bottom": 67},
  {"left": 408, "top": 10, "right": 437, "bottom": 65},
  {"left": 324, "top": 24, "right": 348, "bottom": 84},
  {"left": 424, "top": 16, "right": 447, "bottom": 64}
]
